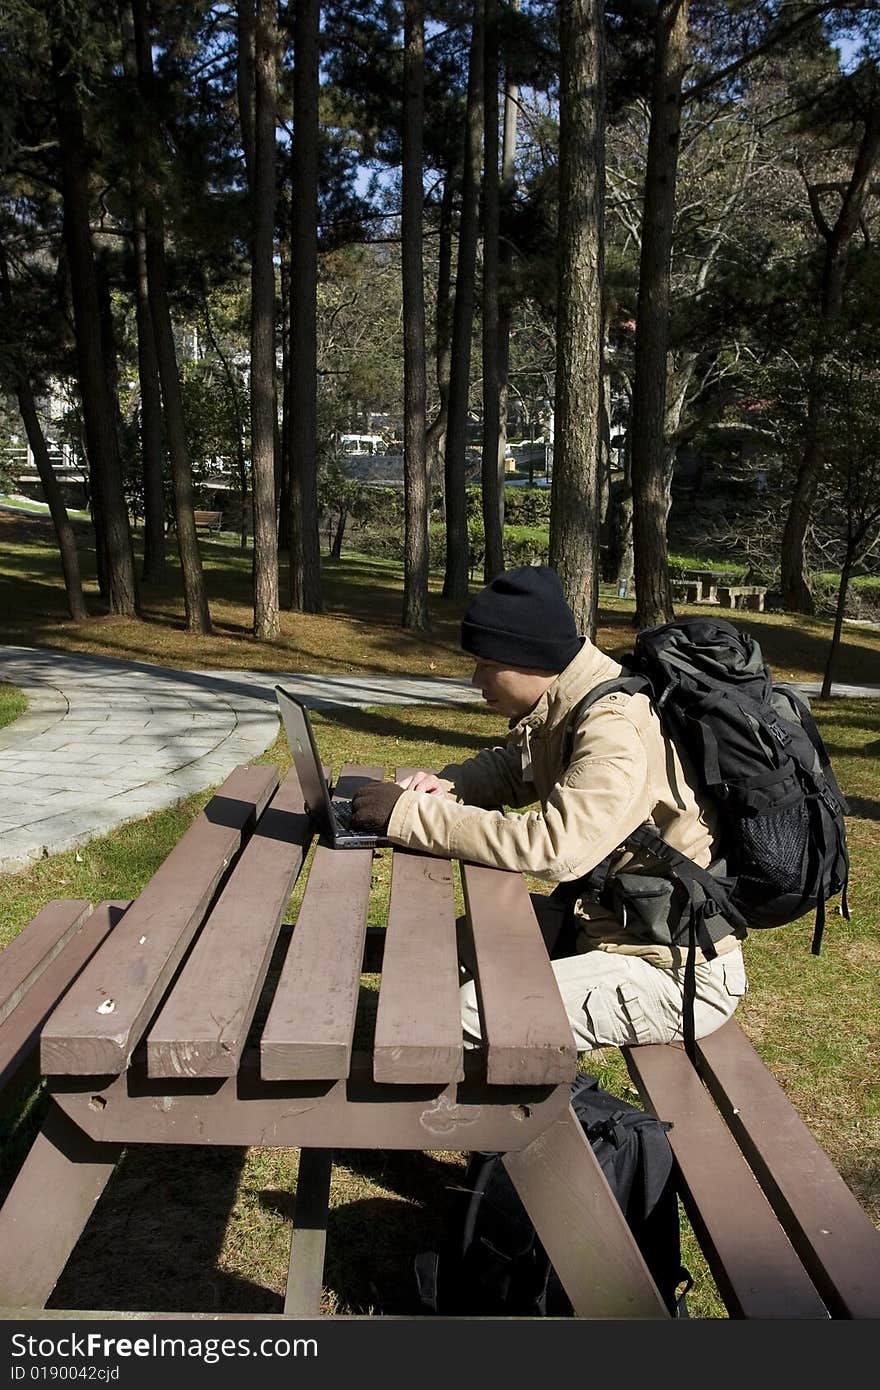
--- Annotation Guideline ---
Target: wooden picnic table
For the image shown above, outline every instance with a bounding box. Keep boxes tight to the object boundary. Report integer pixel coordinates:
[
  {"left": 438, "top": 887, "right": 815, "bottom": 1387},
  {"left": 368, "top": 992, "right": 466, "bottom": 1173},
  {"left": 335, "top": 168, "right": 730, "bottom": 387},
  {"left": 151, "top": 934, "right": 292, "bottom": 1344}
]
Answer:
[{"left": 0, "top": 761, "right": 669, "bottom": 1320}]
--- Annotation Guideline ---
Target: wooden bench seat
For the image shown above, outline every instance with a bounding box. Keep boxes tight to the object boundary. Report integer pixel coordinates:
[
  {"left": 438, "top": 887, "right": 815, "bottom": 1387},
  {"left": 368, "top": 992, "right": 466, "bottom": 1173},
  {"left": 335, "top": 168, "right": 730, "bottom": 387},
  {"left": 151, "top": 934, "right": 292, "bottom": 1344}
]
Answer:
[
  {"left": 193, "top": 509, "right": 223, "bottom": 534},
  {"left": 624, "top": 1020, "right": 880, "bottom": 1319}
]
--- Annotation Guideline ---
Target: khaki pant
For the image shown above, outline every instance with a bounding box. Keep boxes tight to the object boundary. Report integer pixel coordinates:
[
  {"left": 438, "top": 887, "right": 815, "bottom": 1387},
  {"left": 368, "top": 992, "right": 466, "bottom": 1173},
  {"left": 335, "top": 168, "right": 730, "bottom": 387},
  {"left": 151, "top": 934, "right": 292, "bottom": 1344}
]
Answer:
[{"left": 459, "top": 894, "right": 748, "bottom": 1050}]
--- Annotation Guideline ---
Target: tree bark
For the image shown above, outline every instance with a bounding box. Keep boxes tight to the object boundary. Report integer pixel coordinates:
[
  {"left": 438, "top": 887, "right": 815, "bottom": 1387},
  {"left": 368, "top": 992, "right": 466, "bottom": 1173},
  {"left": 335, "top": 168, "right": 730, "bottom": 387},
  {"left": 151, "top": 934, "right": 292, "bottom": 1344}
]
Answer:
[
  {"left": 781, "top": 108, "right": 880, "bottom": 614},
  {"left": 132, "top": 0, "right": 211, "bottom": 634},
  {"left": 237, "top": 1, "right": 257, "bottom": 186},
  {"left": 51, "top": 39, "right": 139, "bottom": 618},
  {"left": 821, "top": 544, "right": 853, "bottom": 699},
  {"left": 443, "top": 0, "right": 483, "bottom": 601},
  {"left": 548, "top": 0, "right": 606, "bottom": 639},
  {"left": 288, "top": 0, "right": 323, "bottom": 612},
  {"left": 630, "top": 0, "right": 688, "bottom": 631},
  {"left": 496, "top": 21, "right": 519, "bottom": 544},
  {"left": 248, "top": 0, "right": 280, "bottom": 639},
  {"left": 426, "top": 172, "right": 455, "bottom": 489},
  {"left": 18, "top": 384, "right": 90, "bottom": 621},
  {"left": 481, "top": 0, "right": 503, "bottom": 582},
  {"left": 401, "top": 0, "right": 430, "bottom": 631},
  {"left": 132, "top": 204, "right": 166, "bottom": 584}
]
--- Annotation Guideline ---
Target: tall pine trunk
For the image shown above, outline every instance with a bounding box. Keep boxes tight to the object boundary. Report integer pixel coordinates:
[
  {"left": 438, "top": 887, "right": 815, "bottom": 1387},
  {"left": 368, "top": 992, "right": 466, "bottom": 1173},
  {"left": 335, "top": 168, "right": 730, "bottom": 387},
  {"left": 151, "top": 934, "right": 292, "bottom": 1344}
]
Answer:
[
  {"left": 781, "top": 109, "right": 880, "bottom": 614},
  {"left": 132, "top": 0, "right": 211, "bottom": 634},
  {"left": 629, "top": 0, "right": 688, "bottom": 630},
  {"left": 549, "top": 0, "right": 606, "bottom": 638},
  {"left": 288, "top": 0, "right": 323, "bottom": 612},
  {"left": 51, "top": 42, "right": 138, "bottom": 618},
  {"left": 248, "top": 0, "right": 280, "bottom": 638},
  {"left": 443, "top": 0, "right": 483, "bottom": 601},
  {"left": 496, "top": 22, "right": 519, "bottom": 533},
  {"left": 426, "top": 172, "right": 455, "bottom": 488},
  {"left": 481, "top": 0, "right": 504, "bottom": 582},
  {"left": 401, "top": 0, "right": 430, "bottom": 631},
  {"left": 132, "top": 205, "right": 166, "bottom": 584}
]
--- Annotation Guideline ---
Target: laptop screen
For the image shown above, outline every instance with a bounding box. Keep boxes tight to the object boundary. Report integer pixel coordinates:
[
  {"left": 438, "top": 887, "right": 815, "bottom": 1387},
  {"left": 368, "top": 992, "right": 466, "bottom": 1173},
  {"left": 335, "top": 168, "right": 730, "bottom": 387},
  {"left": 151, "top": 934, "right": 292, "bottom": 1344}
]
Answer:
[{"left": 274, "top": 687, "right": 339, "bottom": 837}]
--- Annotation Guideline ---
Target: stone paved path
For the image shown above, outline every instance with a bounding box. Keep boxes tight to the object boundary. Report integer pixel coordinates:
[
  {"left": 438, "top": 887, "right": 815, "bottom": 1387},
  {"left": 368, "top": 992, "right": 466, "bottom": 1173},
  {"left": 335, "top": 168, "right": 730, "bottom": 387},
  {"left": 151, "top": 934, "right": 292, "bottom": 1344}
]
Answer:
[{"left": 0, "top": 646, "right": 478, "bottom": 874}]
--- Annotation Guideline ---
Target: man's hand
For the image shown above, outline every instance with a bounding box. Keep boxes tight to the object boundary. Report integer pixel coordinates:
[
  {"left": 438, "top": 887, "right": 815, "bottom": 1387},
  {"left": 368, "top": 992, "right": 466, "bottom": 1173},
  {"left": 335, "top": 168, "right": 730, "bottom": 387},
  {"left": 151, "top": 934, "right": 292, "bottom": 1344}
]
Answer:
[
  {"left": 396, "top": 770, "right": 448, "bottom": 794},
  {"left": 350, "top": 780, "right": 405, "bottom": 832}
]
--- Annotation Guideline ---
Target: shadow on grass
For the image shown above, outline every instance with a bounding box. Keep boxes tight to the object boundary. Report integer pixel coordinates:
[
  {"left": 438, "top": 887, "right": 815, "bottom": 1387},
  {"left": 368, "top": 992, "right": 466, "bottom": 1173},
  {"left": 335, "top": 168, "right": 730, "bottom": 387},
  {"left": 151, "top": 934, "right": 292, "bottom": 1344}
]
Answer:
[
  {"left": 48, "top": 1143, "right": 282, "bottom": 1315},
  {"left": 844, "top": 797, "right": 880, "bottom": 822},
  {"left": 315, "top": 703, "right": 493, "bottom": 756}
]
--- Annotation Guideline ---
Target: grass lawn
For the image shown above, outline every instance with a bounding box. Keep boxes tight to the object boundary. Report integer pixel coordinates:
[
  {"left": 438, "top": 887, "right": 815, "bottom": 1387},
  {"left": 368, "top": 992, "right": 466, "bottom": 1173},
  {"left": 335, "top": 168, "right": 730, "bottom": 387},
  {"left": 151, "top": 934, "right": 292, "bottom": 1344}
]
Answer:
[
  {"left": 2, "top": 509, "right": 880, "bottom": 687},
  {"left": 0, "top": 682, "right": 27, "bottom": 729},
  {"left": 0, "top": 694, "right": 877, "bottom": 1319}
]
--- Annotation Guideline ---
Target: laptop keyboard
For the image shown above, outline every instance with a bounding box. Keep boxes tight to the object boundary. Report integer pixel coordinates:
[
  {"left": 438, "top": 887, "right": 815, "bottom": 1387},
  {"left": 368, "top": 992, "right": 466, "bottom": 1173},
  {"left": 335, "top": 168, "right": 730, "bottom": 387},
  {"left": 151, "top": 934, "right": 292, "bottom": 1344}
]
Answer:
[{"left": 333, "top": 797, "right": 354, "bottom": 828}]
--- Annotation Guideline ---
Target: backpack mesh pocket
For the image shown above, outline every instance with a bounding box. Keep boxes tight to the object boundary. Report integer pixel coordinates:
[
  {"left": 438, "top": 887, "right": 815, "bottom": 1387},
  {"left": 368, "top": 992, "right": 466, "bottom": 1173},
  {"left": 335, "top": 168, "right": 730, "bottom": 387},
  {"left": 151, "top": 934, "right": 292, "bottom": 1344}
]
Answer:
[{"left": 739, "top": 800, "right": 809, "bottom": 893}]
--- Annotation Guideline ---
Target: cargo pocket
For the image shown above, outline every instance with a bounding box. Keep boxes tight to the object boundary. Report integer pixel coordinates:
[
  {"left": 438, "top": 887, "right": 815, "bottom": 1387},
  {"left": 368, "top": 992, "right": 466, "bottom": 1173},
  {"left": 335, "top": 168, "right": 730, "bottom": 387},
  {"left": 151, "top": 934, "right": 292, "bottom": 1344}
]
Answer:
[
  {"left": 721, "top": 954, "right": 748, "bottom": 1000},
  {"left": 582, "top": 984, "right": 654, "bottom": 1048}
]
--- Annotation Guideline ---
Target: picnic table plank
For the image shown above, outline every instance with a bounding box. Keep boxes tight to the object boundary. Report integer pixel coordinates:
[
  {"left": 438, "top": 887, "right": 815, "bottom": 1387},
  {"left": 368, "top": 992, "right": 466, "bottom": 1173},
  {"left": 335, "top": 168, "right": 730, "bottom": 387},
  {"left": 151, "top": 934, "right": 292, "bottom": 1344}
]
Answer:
[
  {"left": 697, "top": 1020, "right": 880, "bottom": 1319},
  {"left": 0, "top": 903, "right": 129, "bottom": 1108},
  {"left": 374, "top": 842, "right": 463, "bottom": 1082},
  {"left": 503, "top": 1104, "right": 669, "bottom": 1318},
  {"left": 625, "top": 1041, "right": 829, "bottom": 1318},
  {"left": 0, "top": 900, "right": 93, "bottom": 1027},
  {"left": 260, "top": 765, "right": 381, "bottom": 1081},
  {"left": 146, "top": 771, "right": 313, "bottom": 1078},
  {"left": 461, "top": 863, "right": 577, "bottom": 1086},
  {"left": 40, "top": 764, "right": 279, "bottom": 1076},
  {"left": 0, "top": 1104, "right": 121, "bottom": 1309},
  {"left": 284, "top": 1148, "right": 333, "bottom": 1317}
]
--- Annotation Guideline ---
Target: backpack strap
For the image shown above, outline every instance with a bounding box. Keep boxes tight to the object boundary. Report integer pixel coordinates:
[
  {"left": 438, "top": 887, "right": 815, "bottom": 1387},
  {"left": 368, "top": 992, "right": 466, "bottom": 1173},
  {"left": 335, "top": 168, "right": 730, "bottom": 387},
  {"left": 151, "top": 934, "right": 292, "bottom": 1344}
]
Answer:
[{"left": 562, "top": 673, "right": 653, "bottom": 765}]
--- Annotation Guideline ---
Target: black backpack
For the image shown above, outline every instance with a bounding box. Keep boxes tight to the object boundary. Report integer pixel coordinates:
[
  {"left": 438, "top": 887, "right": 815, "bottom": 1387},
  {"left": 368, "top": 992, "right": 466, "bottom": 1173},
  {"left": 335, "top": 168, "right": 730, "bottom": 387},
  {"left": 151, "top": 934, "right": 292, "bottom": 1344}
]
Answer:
[
  {"left": 414, "top": 1072, "right": 691, "bottom": 1318},
  {"left": 558, "top": 617, "right": 850, "bottom": 1051}
]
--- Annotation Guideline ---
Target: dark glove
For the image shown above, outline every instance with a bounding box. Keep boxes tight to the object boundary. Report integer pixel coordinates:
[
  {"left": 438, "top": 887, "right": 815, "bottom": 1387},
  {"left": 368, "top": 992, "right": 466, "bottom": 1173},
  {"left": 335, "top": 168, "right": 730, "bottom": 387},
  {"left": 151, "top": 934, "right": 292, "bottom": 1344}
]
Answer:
[{"left": 350, "top": 780, "right": 405, "bottom": 832}]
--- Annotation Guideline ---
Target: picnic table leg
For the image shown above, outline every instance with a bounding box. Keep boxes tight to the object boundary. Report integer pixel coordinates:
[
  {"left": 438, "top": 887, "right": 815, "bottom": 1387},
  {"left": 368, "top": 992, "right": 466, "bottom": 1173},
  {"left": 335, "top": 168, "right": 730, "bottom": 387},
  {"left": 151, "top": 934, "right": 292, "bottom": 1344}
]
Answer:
[
  {"left": 502, "top": 1103, "right": 669, "bottom": 1319},
  {"left": 0, "top": 1101, "right": 121, "bottom": 1309},
  {"left": 284, "top": 1147, "right": 333, "bottom": 1317}
]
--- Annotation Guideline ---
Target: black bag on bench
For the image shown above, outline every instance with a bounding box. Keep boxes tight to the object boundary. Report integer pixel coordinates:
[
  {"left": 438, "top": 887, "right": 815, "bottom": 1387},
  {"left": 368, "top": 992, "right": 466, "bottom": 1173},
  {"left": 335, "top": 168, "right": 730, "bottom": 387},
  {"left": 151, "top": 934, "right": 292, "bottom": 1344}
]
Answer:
[{"left": 414, "top": 1072, "right": 691, "bottom": 1317}]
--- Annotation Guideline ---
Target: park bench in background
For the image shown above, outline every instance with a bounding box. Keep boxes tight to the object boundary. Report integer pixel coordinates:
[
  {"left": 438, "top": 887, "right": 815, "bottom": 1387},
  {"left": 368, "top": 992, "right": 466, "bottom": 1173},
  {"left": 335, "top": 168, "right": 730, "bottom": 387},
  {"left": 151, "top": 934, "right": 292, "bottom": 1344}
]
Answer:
[
  {"left": 193, "top": 509, "right": 223, "bottom": 534},
  {"left": 716, "top": 584, "right": 767, "bottom": 612},
  {"left": 0, "top": 759, "right": 878, "bottom": 1320}
]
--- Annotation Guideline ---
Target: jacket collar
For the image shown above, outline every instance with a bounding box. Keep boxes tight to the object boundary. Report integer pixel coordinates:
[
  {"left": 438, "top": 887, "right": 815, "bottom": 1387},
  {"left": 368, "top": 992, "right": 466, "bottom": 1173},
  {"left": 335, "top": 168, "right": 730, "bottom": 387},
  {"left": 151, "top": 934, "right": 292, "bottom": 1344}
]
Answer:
[{"left": 511, "top": 638, "right": 625, "bottom": 737}]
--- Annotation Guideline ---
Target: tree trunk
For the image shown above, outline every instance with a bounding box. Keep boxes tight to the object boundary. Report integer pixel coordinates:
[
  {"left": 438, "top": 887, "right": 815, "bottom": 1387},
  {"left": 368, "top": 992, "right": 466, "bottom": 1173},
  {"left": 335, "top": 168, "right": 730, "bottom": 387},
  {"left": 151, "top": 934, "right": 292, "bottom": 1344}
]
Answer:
[
  {"left": 132, "top": 204, "right": 166, "bottom": 584},
  {"left": 781, "top": 108, "right": 880, "bottom": 614},
  {"left": 288, "top": 0, "right": 323, "bottom": 612},
  {"left": 132, "top": 0, "right": 211, "bottom": 634},
  {"left": 548, "top": 0, "right": 606, "bottom": 639},
  {"left": 481, "top": 0, "right": 504, "bottom": 583},
  {"left": 821, "top": 544, "right": 854, "bottom": 699},
  {"left": 443, "top": 0, "right": 483, "bottom": 601},
  {"left": 630, "top": 0, "right": 688, "bottom": 631},
  {"left": 426, "top": 172, "right": 455, "bottom": 490},
  {"left": 237, "top": 1, "right": 257, "bottom": 185},
  {"left": 278, "top": 228, "right": 291, "bottom": 551},
  {"left": 18, "top": 383, "right": 89, "bottom": 621},
  {"left": 401, "top": 0, "right": 430, "bottom": 631},
  {"left": 496, "top": 27, "right": 519, "bottom": 545},
  {"left": 248, "top": 0, "right": 280, "bottom": 639},
  {"left": 51, "top": 40, "right": 139, "bottom": 618}
]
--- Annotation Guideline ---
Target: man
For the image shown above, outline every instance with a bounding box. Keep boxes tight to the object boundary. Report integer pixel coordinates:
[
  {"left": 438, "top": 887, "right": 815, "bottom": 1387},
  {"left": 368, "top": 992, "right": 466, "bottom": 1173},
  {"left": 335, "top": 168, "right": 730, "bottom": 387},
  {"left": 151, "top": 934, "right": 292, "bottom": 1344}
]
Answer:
[{"left": 350, "top": 565, "right": 747, "bottom": 1049}]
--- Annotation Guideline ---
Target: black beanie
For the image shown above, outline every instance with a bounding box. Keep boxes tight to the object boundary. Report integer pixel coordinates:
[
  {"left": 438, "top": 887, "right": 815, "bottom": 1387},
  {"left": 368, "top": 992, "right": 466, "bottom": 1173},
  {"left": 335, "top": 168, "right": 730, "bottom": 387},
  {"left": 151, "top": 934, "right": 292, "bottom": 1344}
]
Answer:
[{"left": 461, "top": 565, "right": 584, "bottom": 671}]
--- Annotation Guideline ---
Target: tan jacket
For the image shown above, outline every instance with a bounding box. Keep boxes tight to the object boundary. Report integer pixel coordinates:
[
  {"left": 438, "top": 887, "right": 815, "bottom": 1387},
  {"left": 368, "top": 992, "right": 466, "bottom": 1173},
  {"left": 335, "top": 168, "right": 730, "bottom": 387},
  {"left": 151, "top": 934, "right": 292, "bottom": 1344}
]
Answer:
[{"left": 387, "top": 639, "right": 741, "bottom": 965}]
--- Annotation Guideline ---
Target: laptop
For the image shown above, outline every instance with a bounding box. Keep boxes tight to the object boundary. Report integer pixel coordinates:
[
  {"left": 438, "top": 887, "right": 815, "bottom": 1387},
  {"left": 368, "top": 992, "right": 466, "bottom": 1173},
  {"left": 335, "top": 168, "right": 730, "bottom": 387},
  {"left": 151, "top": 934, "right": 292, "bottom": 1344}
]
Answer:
[{"left": 274, "top": 685, "right": 390, "bottom": 849}]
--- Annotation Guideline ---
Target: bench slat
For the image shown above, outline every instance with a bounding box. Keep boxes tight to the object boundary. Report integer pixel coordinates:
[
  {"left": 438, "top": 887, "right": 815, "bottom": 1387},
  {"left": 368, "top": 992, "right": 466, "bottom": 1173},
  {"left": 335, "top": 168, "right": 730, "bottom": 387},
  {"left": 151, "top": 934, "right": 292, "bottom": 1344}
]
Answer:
[
  {"left": 259, "top": 765, "right": 380, "bottom": 1081},
  {"left": 40, "top": 765, "right": 279, "bottom": 1076},
  {"left": 0, "top": 900, "right": 93, "bottom": 1027},
  {"left": 374, "top": 849, "right": 463, "bottom": 1084},
  {"left": 461, "top": 863, "right": 577, "bottom": 1086},
  {"left": 0, "top": 903, "right": 129, "bottom": 1109},
  {"left": 697, "top": 1020, "right": 880, "bottom": 1319},
  {"left": 624, "top": 1042, "right": 829, "bottom": 1318},
  {"left": 146, "top": 771, "right": 313, "bottom": 1078}
]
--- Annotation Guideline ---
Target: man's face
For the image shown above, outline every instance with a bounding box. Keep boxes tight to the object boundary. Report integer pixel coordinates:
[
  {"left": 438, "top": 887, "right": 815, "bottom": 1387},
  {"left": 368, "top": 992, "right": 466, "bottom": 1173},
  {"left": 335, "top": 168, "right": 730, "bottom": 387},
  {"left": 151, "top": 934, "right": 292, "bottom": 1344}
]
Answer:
[{"left": 470, "top": 658, "right": 557, "bottom": 720}]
